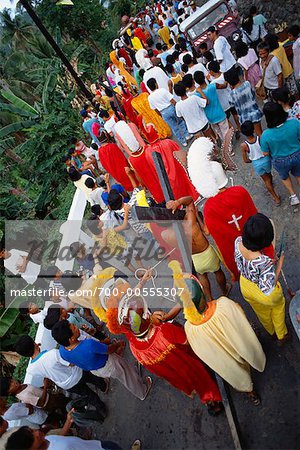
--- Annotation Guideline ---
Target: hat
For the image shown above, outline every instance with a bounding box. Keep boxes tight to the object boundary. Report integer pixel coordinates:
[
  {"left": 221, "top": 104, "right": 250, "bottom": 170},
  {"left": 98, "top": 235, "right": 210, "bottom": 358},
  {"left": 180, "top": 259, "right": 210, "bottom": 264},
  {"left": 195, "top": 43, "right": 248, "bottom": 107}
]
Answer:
[
  {"left": 100, "top": 277, "right": 127, "bottom": 310},
  {"left": 112, "top": 39, "right": 120, "bottom": 49},
  {"left": 118, "top": 293, "right": 150, "bottom": 336},
  {"left": 187, "top": 137, "right": 228, "bottom": 198}
]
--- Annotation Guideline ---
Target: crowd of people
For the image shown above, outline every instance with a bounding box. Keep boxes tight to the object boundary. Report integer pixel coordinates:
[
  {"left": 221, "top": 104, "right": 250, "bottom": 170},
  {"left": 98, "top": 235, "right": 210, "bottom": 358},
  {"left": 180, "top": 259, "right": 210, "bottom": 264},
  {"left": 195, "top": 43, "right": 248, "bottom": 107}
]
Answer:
[{"left": 1, "top": 1, "right": 300, "bottom": 449}]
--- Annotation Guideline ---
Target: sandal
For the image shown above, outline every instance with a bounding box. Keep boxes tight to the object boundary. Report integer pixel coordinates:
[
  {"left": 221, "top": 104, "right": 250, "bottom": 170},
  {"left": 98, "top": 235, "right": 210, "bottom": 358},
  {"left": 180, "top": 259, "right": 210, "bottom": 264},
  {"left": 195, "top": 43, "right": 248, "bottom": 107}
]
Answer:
[{"left": 246, "top": 390, "right": 261, "bottom": 406}]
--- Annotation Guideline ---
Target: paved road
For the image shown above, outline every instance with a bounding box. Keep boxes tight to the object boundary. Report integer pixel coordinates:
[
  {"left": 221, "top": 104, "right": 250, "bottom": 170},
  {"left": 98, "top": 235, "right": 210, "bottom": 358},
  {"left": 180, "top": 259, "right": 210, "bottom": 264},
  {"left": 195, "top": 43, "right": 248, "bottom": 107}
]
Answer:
[{"left": 94, "top": 132, "right": 300, "bottom": 450}]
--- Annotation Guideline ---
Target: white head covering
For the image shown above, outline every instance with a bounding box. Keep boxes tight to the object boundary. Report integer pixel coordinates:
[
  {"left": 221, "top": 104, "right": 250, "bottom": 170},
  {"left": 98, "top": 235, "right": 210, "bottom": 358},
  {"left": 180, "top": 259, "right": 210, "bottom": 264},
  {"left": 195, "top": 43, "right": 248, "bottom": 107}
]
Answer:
[
  {"left": 135, "top": 48, "right": 153, "bottom": 70},
  {"left": 114, "top": 121, "right": 141, "bottom": 153},
  {"left": 187, "top": 137, "right": 228, "bottom": 198},
  {"left": 112, "top": 39, "right": 120, "bottom": 49}
]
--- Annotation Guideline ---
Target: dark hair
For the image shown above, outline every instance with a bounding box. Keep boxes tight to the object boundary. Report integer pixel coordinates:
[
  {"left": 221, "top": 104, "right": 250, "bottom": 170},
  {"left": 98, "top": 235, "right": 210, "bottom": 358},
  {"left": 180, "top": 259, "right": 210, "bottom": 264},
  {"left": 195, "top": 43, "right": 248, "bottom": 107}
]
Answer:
[
  {"left": 242, "top": 213, "right": 274, "bottom": 251},
  {"left": 224, "top": 67, "right": 240, "bottom": 87},
  {"left": 173, "top": 50, "right": 179, "bottom": 59},
  {"left": 139, "top": 68, "right": 145, "bottom": 78},
  {"left": 44, "top": 304, "right": 61, "bottom": 330},
  {"left": 235, "top": 41, "right": 249, "bottom": 59},
  {"left": 0, "top": 377, "right": 10, "bottom": 396},
  {"left": 240, "top": 120, "right": 255, "bottom": 137},
  {"left": 162, "top": 44, "right": 168, "bottom": 51},
  {"left": 81, "top": 110, "right": 88, "bottom": 118},
  {"left": 91, "top": 204, "right": 103, "bottom": 216},
  {"left": 90, "top": 143, "right": 98, "bottom": 150},
  {"left": 108, "top": 189, "right": 123, "bottom": 210},
  {"left": 98, "top": 179, "right": 107, "bottom": 189},
  {"left": 60, "top": 271, "right": 82, "bottom": 292},
  {"left": 207, "top": 26, "right": 217, "bottom": 34},
  {"left": 85, "top": 177, "right": 95, "bottom": 189},
  {"left": 62, "top": 155, "right": 71, "bottom": 163},
  {"left": 203, "top": 50, "right": 214, "bottom": 62},
  {"left": 98, "top": 109, "right": 110, "bottom": 119},
  {"left": 181, "top": 73, "right": 193, "bottom": 89},
  {"left": 181, "top": 63, "right": 188, "bottom": 73},
  {"left": 166, "top": 54, "right": 175, "bottom": 65},
  {"left": 15, "top": 335, "right": 35, "bottom": 357},
  {"left": 242, "top": 16, "right": 254, "bottom": 35},
  {"left": 193, "top": 70, "right": 205, "bottom": 85},
  {"left": 70, "top": 137, "right": 77, "bottom": 144},
  {"left": 156, "top": 42, "right": 162, "bottom": 51},
  {"left": 257, "top": 41, "right": 270, "bottom": 53},
  {"left": 6, "top": 427, "right": 34, "bottom": 450},
  {"left": 43, "top": 265, "right": 60, "bottom": 280},
  {"left": 19, "top": 300, "right": 30, "bottom": 315},
  {"left": 263, "top": 102, "right": 288, "bottom": 128},
  {"left": 147, "top": 77, "right": 157, "bottom": 91},
  {"left": 174, "top": 82, "right": 186, "bottom": 97},
  {"left": 199, "top": 42, "right": 208, "bottom": 50},
  {"left": 265, "top": 33, "right": 279, "bottom": 52},
  {"left": 249, "top": 5, "right": 257, "bottom": 15},
  {"left": 288, "top": 24, "right": 300, "bottom": 38},
  {"left": 52, "top": 320, "right": 73, "bottom": 346},
  {"left": 169, "top": 38, "right": 174, "bottom": 45},
  {"left": 87, "top": 215, "right": 101, "bottom": 235},
  {"left": 68, "top": 148, "right": 76, "bottom": 156},
  {"left": 69, "top": 241, "right": 82, "bottom": 258},
  {"left": 165, "top": 63, "right": 174, "bottom": 74},
  {"left": 182, "top": 53, "right": 192, "bottom": 65},
  {"left": 207, "top": 60, "right": 220, "bottom": 73},
  {"left": 179, "top": 42, "right": 187, "bottom": 51},
  {"left": 272, "top": 86, "right": 295, "bottom": 107},
  {"left": 148, "top": 49, "right": 154, "bottom": 58},
  {"left": 68, "top": 167, "right": 81, "bottom": 182}
]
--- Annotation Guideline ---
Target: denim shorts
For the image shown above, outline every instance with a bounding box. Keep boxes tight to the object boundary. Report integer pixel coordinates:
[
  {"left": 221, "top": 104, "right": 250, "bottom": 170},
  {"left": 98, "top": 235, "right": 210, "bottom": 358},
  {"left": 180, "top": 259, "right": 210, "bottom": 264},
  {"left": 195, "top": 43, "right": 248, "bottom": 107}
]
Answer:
[
  {"left": 252, "top": 156, "right": 272, "bottom": 176},
  {"left": 273, "top": 149, "right": 300, "bottom": 180}
]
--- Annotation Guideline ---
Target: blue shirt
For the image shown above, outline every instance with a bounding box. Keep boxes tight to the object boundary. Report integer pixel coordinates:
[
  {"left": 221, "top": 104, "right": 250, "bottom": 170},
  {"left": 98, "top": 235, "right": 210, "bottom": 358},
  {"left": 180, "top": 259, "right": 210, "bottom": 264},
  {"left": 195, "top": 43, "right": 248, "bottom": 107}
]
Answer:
[
  {"left": 59, "top": 339, "right": 108, "bottom": 371},
  {"left": 260, "top": 119, "right": 300, "bottom": 158},
  {"left": 82, "top": 118, "right": 100, "bottom": 145},
  {"left": 198, "top": 84, "right": 226, "bottom": 124},
  {"left": 101, "top": 184, "right": 129, "bottom": 206}
]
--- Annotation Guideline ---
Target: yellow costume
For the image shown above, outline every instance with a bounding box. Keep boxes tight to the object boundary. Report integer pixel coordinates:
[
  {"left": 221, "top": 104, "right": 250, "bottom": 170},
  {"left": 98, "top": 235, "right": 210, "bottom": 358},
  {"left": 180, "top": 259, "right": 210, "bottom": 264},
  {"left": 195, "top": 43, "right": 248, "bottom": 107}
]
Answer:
[
  {"left": 110, "top": 51, "right": 138, "bottom": 88},
  {"left": 127, "top": 28, "right": 143, "bottom": 50},
  {"left": 271, "top": 45, "right": 293, "bottom": 78},
  {"left": 68, "top": 265, "right": 116, "bottom": 310},
  {"left": 192, "top": 245, "right": 221, "bottom": 275},
  {"left": 170, "top": 260, "right": 266, "bottom": 392},
  {"left": 158, "top": 26, "right": 171, "bottom": 47},
  {"left": 131, "top": 93, "right": 171, "bottom": 139},
  {"left": 239, "top": 275, "right": 287, "bottom": 339}
]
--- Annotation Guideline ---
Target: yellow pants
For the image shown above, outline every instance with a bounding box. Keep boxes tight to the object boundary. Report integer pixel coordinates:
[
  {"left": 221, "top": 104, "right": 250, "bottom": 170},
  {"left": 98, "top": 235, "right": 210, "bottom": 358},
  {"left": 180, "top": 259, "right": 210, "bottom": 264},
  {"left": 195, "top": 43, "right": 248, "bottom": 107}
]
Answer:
[{"left": 239, "top": 275, "right": 287, "bottom": 339}]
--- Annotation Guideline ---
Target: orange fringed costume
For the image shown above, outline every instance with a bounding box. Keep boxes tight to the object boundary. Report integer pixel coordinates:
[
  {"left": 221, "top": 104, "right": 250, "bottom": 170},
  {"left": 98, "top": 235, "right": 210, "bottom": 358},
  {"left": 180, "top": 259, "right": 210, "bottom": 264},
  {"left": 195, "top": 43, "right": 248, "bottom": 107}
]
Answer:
[{"left": 131, "top": 93, "right": 171, "bottom": 139}]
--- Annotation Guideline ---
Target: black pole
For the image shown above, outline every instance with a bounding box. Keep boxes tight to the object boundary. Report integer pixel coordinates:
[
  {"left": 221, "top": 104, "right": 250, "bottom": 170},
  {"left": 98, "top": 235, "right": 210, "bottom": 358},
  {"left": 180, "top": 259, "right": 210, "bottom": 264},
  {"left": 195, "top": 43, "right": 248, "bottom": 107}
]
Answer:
[
  {"left": 152, "top": 151, "right": 243, "bottom": 450},
  {"left": 19, "top": 0, "right": 93, "bottom": 101}
]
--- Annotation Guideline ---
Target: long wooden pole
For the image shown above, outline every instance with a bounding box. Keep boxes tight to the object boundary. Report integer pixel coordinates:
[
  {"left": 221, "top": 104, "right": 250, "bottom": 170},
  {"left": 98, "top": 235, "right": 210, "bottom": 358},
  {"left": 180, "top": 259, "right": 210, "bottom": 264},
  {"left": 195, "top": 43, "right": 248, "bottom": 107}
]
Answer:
[{"left": 19, "top": 0, "right": 93, "bottom": 101}]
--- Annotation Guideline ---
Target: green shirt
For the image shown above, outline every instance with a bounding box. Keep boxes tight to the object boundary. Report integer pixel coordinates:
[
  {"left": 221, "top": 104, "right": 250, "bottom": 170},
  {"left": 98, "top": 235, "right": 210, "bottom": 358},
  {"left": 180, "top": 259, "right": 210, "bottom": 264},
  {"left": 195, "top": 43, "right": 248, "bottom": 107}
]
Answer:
[{"left": 260, "top": 119, "right": 300, "bottom": 158}]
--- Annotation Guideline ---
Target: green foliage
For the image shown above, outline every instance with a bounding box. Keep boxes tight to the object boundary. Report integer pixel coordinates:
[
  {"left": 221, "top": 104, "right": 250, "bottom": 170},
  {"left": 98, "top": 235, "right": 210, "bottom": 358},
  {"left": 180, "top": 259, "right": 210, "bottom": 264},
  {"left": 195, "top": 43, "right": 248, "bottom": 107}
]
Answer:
[{"left": 13, "top": 323, "right": 38, "bottom": 382}]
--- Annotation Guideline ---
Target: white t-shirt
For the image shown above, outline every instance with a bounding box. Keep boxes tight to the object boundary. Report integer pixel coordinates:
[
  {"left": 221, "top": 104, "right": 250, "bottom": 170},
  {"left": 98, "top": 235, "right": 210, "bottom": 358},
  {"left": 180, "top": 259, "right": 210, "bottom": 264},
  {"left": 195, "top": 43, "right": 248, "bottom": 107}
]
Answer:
[
  {"left": 3, "top": 402, "right": 48, "bottom": 426},
  {"left": 4, "top": 249, "right": 40, "bottom": 285},
  {"left": 188, "top": 62, "right": 208, "bottom": 77},
  {"left": 179, "top": 51, "right": 193, "bottom": 65},
  {"left": 213, "top": 36, "right": 236, "bottom": 72},
  {"left": 143, "top": 66, "right": 170, "bottom": 92},
  {"left": 16, "top": 385, "right": 46, "bottom": 407},
  {"left": 175, "top": 96, "right": 208, "bottom": 133},
  {"left": 210, "top": 73, "right": 232, "bottom": 111},
  {"left": 148, "top": 88, "right": 173, "bottom": 111},
  {"left": 30, "top": 308, "right": 47, "bottom": 324},
  {"left": 260, "top": 56, "right": 282, "bottom": 90},
  {"left": 46, "top": 435, "right": 104, "bottom": 450},
  {"left": 89, "top": 187, "right": 107, "bottom": 210},
  {"left": 26, "top": 348, "right": 82, "bottom": 390},
  {"left": 104, "top": 116, "right": 117, "bottom": 135}
]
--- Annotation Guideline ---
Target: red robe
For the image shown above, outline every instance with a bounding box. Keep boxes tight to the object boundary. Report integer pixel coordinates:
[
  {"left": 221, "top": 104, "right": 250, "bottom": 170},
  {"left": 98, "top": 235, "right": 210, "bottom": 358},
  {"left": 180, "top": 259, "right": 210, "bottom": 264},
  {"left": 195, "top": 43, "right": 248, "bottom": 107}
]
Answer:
[
  {"left": 130, "top": 140, "right": 200, "bottom": 203},
  {"left": 145, "top": 139, "right": 200, "bottom": 203},
  {"left": 118, "top": 48, "right": 133, "bottom": 69},
  {"left": 203, "top": 186, "right": 274, "bottom": 282},
  {"left": 127, "top": 323, "right": 222, "bottom": 403},
  {"left": 98, "top": 143, "right": 133, "bottom": 191}
]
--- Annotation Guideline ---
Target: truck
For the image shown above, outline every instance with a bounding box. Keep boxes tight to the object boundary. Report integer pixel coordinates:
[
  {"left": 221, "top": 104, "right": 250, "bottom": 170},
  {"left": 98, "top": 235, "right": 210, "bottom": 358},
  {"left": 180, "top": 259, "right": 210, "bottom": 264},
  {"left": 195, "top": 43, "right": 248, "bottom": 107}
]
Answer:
[{"left": 179, "top": 0, "right": 240, "bottom": 50}]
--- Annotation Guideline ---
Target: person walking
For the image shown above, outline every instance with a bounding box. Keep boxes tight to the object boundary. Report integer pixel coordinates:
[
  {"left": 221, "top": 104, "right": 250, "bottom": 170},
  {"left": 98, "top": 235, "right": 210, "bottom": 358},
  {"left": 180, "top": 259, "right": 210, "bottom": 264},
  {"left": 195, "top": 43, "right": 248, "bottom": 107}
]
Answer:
[
  {"left": 234, "top": 213, "right": 289, "bottom": 344},
  {"left": 207, "top": 26, "right": 236, "bottom": 75},
  {"left": 260, "top": 102, "right": 300, "bottom": 205},
  {"left": 147, "top": 78, "right": 190, "bottom": 146}
]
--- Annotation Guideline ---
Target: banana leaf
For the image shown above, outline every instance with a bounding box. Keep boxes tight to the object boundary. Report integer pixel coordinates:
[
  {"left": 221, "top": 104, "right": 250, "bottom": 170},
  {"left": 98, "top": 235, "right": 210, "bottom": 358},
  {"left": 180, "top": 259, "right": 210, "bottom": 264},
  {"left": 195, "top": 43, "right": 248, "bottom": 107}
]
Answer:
[
  {"left": 0, "top": 102, "right": 39, "bottom": 118},
  {"left": 0, "top": 119, "right": 37, "bottom": 138},
  {"left": 0, "top": 295, "right": 27, "bottom": 338},
  {"left": 0, "top": 89, "right": 39, "bottom": 116}
]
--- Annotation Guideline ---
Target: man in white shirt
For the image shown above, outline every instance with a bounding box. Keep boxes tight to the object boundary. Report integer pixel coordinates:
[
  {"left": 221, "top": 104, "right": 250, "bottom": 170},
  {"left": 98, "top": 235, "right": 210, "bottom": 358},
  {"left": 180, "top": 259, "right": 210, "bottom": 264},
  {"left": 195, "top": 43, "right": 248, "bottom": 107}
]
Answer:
[
  {"left": 207, "top": 26, "right": 236, "bottom": 74},
  {"left": 84, "top": 177, "right": 107, "bottom": 210},
  {"left": 182, "top": 53, "right": 208, "bottom": 77},
  {"left": 147, "top": 78, "right": 190, "bottom": 146},
  {"left": 2, "top": 249, "right": 40, "bottom": 285},
  {"left": 15, "top": 336, "right": 108, "bottom": 422},
  {"left": 143, "top": 66, "right": 170, "bottom": 92},
  {"left": 175, "top": 83, "right": 215, "bottom": 138}
]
